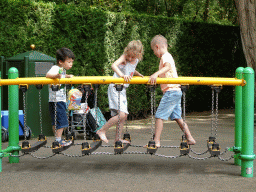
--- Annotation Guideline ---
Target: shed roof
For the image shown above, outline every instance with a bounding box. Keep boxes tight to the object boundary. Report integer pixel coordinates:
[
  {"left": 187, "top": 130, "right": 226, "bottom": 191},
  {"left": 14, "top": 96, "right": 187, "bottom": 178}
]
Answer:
[{"left": 6, "top": 51, "right": 56, "bottom": 62}]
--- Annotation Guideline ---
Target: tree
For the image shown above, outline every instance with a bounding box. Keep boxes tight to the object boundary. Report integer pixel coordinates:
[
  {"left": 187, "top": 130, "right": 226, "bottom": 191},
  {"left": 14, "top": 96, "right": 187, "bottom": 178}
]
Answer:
[{"left": 235, "top": 0, "right": 256, "bottom": 72}]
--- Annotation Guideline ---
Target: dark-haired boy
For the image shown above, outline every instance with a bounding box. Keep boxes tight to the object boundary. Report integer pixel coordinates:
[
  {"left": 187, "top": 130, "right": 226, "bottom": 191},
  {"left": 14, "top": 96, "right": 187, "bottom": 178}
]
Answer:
[{"left": 46, "top": 47, "right": 75, "bottom": 146}]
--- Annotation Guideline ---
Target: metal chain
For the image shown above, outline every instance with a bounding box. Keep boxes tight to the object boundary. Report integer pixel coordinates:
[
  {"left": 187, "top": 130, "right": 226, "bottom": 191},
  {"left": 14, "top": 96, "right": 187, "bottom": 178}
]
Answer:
[
  {"left": 9, "top": 153, "right": 26, "bottom": 157},
  {"left": 83, "top": 91, "right": 88, "bottom": 140},
  {"left": 188, "top": 154, "right": 213, "bottom": 160},
  {"left": 38, "top": 89, "right": 43, "bottom": 134},
  {"left": 150, "top": 89, "right": 154, "bottom": 140},
  {"left": 182, "top": 91, "right": 186, "bottom": 136},
  {"left": 182, "top": 91, "right": 186, "bottom": 123},
  {"left": 215, "top": 91, "right": 219, "bottom": 137},
  {"left": 54, "top": 101, "right": 57, "bottom": 137},
  {"left": 153, "top": 87, "right": 156, "bottom": 118},
  {"left": 11, "top": 145, "right": 233, "bottom": 161},
  {"left": 53, "top": 88, "right": 58, "bottom": 138},
  {"left": 91, "top": 152, "right": 115, "bottom": 155},
  {"left": 190, "top": 148, "right": 209, "bottom": 155},
  {"left": 124, "top": 84, "right": 129, "bottom": 134},
  {"left": 117, "top": 89, "right": 121, "bottom": 140},
  {"left": 95, "top": 86, "right": 98, "bottom": 127},
  {"left": 101, "top": 145, "right": 114, "bottom": 147},
  {"left": 124, "top": 151, "right": 147, "bottom": 155},
  {"left": 30, "top": 153, "right": 56, "bottom": 159},
  {"left": 220, "top": 147, "right": 230, "bottom": 155},
  {"left": 60, "top": 152, "right": 84, "bottom": 158},
  {"left": 23, "top": 91, "right": 27, "bottom": 140},
  {"left": 218, "top": 155, "right": 234, "bottom": 161},
  {"left": 158, "top": 145, "right": 179, "bottom": 148},
  {"left": 211, "top": 88, "right": 214, "bottom": 136},
  {"left": 155, "top": 153, "right": 181, "bottom": 159}
]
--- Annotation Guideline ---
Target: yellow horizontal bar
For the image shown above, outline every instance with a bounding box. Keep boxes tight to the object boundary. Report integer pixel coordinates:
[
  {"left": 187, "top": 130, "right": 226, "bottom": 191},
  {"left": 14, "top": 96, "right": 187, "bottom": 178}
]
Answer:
[{"left": 0, "top": 76, "right": 245, "bottom": 86}]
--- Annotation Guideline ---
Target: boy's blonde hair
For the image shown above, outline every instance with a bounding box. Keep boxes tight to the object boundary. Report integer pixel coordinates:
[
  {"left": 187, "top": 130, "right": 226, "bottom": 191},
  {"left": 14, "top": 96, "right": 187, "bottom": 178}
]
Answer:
[
  {"left": 124, "top": 40, "right": 144, "bottom": 61},
  {"left": 151, "top": 35, "right": 168, "bottom": 48}
]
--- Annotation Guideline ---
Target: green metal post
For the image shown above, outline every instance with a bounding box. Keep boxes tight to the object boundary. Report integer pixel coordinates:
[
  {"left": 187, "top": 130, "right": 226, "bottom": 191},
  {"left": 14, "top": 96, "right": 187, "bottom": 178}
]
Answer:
[
  {"left": 240, "top": 67, "right": 255, "bottom": 177},
  {"left": 8, "top": 67, "right": 19, "bottom": 163},
  {"left": 234, "top": 67, "right": 244, "bottom": 166}
]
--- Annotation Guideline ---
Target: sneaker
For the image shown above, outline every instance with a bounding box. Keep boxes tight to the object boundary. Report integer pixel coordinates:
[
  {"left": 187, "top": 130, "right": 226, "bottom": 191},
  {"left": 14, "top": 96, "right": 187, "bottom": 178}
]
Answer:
[{"left": 59, "top": 139, "right": 72, "bottom": 147}]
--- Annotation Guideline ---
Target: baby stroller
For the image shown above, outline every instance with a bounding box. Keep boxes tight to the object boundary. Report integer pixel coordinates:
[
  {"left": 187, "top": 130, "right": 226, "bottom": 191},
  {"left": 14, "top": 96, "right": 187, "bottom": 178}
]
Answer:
[{"left": 67, "top": 85, "right": 106, "bottom": 140}]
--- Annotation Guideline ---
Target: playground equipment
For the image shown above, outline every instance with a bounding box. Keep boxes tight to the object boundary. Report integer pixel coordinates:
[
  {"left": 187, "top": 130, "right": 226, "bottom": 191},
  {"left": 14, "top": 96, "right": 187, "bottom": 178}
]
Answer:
[
  {"left": 20, "top": 84, "right": 47, "bottom": 153},
  {"left": 0, "top": 67, "right": 254, "bottom": 178}
]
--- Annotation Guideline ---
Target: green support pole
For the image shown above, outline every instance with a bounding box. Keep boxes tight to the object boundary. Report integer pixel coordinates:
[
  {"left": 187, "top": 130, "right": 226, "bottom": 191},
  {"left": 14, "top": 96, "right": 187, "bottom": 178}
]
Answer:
[
  {"left": 8, "top": 67, "right": 19, "bottom": 163},
  {"left": 240, "top": 67, "right": 255, "bottom": 177},
  {"left": 234, "top": 67, "right": 244, "bottom": 166}
]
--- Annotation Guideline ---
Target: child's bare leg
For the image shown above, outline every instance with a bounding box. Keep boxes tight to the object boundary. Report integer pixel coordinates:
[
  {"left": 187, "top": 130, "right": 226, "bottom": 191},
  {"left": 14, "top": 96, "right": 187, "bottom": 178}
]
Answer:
[
  {"left": 55, "top": 128, "right": 64, "bottom": 138},
  {"left": 154, "top": 118, "right": 164, "bottom": 147},
  {"left": 175, "top": 119, "right": 196, "bottom": 145},
  {"left": 114, "top": 112, "right": 130, "bottom": 143},
  {"left": 97, "top": 111, "right": 126, "bottom": 143},
  {"left": 52, "top": 126, "right": 62, "bottom": 137},
  {"left": 96, "top": 115, "right": 119, "bottom": 143}
]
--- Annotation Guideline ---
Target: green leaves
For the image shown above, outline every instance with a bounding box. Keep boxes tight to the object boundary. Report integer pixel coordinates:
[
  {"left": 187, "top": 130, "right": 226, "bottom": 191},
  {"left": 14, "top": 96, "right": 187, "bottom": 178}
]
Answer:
[{"left": 0, "top": 0, "right": 245, "bottom": 117}]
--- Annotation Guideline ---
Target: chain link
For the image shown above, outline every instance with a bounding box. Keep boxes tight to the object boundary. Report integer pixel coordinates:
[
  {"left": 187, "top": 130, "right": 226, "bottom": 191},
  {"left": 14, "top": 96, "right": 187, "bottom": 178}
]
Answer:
[
  {"left": 38, "top": 89, "right": 43, "bottom": 134},
  {"left": 60, "top": 152, "right": 84, "bottom": 158},
  {"left": 23, "top": 91, "right": 27, "bottom": 140},
  {"left": 155, "top": 153, "right": 181, "bottom": 159},
  {"left": 91, "top": 152, "right": 115, "bottom": 155},
  {"left": 188, "top": 154, "right": 213, "bottom": 160},
  {"left": 83, "top": 91, "right": 89, "bottom": 140},
  {"left": 30, "top": 153, "right": 56, "bottom": 159},
  {"left": 117, "top": 90, "right": 121, "bottom": 140},
  {"left": 218, "top": 155, "right": 234, "bottom": 161},
  {"left": 215, "top": 91, "right": 219, "bottom": 137},
  {"left": 95, "top": 86, "right": 98, "bottom": 127},
  {"left": 211, "top": 88, "right": 214, "bottom": 136},
  {"left": 150, "top": 89, "right": 154, "bottom": 140},
  {"left": 8, "top": 145, "right": 234, "bottom": 161},
  {"left": 54, "top": 101, "right": 57, "bottom": 137},
  {"left": 124, "top": 151, "right": 147, "bottom": 155},
  {"left": 101, "top": 145, "right": 114, "bottom": 147},
  {"left": 182, "top": 90, "right": 186, "bottom": 136},
  {"left": 190, "top": 148, "right": 209, "bottom": 155},
  {"left": 220, "top": 147, "right": 230, "bottom": 155},
  {"left": 9, "top": 153, "right": 26, "bottom": 157}
]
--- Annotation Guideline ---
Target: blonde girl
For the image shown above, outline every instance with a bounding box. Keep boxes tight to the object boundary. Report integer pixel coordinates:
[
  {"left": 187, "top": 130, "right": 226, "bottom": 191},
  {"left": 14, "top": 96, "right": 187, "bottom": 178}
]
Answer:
[{"left": 97, "top": 40, "right": 144, "bottom": 144}]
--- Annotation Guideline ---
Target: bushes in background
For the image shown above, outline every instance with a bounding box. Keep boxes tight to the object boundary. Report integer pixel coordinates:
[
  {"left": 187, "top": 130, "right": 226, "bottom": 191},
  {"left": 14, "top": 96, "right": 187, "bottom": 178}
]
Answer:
[{"left": 0, "top": 0, "right": 246, "bottom": 118}]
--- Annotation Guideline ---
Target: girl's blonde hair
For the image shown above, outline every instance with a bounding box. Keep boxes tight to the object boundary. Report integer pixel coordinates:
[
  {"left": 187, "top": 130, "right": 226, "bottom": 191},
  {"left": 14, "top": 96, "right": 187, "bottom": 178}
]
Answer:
[{"left": 124, "top": 40, "right": 144, "bottom": 61}]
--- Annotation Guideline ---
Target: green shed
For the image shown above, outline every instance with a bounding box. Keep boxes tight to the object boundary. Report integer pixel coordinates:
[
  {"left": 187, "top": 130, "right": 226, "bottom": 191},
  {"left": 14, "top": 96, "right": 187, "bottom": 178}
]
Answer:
[{"left": 1, "top": 50, "right": 56, "bottom": 137}]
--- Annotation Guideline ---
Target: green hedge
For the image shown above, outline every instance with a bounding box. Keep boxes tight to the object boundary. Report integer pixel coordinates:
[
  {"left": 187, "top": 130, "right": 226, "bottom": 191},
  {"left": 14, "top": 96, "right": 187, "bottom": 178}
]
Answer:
[{"left": 0, "top": 0, "right": 246, "bottom": 118}]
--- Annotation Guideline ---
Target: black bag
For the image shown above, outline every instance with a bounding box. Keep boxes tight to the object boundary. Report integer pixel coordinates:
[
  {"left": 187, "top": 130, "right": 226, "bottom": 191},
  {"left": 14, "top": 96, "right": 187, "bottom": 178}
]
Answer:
[{"left": 72, "top": 111, "right": 97, "bottom": 133}]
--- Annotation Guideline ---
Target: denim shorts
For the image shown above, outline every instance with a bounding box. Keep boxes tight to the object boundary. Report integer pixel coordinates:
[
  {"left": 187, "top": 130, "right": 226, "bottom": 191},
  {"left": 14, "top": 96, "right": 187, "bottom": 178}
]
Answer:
[
  {"left": 49, "top": 102, "right": 69, "bottom": 129},
  {"left": 155, "top": 90, "right": 182, "bottom": 121}
]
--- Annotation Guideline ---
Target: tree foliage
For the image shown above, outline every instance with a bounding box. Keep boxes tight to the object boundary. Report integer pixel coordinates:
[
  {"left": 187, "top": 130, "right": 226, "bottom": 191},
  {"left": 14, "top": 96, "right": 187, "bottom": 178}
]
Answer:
[
  {"left": 0, "top": 0, "right": 245, "bottom": 118},
  {"left": 45, "top": 0, "right": 238, "bottom": 25}
]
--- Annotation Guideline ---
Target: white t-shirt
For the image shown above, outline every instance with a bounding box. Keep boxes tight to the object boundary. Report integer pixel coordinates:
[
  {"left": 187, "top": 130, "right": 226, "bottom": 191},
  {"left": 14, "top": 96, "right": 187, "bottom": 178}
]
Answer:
[
  {"left": 47, "top": 65, "right": 67, "bottom": 102},
  {"left": 113, "top": 59, "right": 139, "bottom": 88},
  {"left": 159, "top": 52, "right": 180, "bottom": 92}
]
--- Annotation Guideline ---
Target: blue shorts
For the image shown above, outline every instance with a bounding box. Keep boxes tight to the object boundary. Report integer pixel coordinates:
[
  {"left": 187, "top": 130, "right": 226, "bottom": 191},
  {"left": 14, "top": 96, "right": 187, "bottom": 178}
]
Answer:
[
  {"left": 155, "top": 90, "right": 182, "bottom": 121},
  {"left": 49, "top": 102, "right": 68, "bottom": 129}
]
